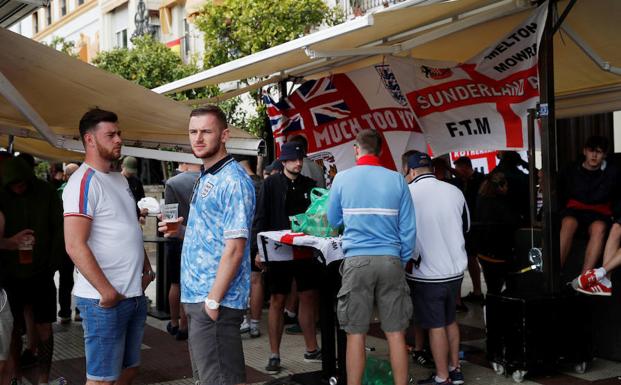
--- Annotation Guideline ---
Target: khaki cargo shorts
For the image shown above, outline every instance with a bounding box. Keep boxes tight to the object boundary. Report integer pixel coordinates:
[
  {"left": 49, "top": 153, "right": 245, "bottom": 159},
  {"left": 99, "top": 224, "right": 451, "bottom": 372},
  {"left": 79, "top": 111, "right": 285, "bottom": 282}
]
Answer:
[{"left": 337, "top": 256, "right": 412, "bottom": 334}]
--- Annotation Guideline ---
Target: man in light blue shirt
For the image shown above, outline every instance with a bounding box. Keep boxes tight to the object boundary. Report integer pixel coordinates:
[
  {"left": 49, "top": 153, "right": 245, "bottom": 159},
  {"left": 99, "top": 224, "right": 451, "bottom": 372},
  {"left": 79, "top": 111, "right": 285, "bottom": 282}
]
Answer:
[
  {"left": 160, "top": 105, "right": 255, "bottom": 385},
  {"left": 328, "top": 129, "right": 415, "bottom": 385}
]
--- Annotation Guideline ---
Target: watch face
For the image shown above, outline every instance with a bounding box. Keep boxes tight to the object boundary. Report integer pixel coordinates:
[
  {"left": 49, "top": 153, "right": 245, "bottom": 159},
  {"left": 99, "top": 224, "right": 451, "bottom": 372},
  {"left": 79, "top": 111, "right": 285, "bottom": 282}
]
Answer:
[{"left": 206, "top": 299, "right": 218, "bottom": 309}]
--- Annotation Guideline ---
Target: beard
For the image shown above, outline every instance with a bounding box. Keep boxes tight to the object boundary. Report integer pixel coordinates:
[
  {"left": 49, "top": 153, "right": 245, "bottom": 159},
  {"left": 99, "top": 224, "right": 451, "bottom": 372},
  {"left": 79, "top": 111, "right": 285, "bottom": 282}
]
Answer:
[
  {"left": 96, "top": 141, "right": 122, "bottom": 162},
  {"left": 192, "top": 143, "right": 221, "bottom": 159}
]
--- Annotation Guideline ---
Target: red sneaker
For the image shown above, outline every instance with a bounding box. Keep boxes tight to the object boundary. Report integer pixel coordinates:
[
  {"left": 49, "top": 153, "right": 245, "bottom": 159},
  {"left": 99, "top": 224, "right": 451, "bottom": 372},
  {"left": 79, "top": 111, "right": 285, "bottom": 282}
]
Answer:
[
  {"left": 572, "top": 269, "right": 598, "bottom": 290},
  {"left": 575, "top": 281, "right": 612, "bottom": 296}
]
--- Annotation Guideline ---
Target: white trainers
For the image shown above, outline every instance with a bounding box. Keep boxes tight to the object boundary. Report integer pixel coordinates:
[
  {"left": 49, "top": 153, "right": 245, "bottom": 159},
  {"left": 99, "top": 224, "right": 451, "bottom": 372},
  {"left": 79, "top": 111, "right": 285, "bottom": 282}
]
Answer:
[{"left": 240, "top": 317, "right": 250, "bottom": 334}]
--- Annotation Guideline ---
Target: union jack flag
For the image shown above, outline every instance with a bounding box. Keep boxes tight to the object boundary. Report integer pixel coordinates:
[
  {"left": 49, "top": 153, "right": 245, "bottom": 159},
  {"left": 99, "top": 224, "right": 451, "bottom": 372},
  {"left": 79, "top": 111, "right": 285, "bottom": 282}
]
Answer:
[{"left": 263, "top": 77, "right": 351, "bottom": 136}]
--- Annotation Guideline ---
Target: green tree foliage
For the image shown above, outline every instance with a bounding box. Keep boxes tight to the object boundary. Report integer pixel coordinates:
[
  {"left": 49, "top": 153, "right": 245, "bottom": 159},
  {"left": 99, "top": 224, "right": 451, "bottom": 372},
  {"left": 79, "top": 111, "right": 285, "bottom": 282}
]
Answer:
[
  {"left": 195, "top": 0, "right": 342, "bottom": 68},
  {"left": 92, "top": 35, "right": 209, "bottom": 99},
  {"left": 45, "top": 36, "right": 78, "bottom": 57},
  {"left": 194, "top": 0, "right": 343, "bottom": 137}
]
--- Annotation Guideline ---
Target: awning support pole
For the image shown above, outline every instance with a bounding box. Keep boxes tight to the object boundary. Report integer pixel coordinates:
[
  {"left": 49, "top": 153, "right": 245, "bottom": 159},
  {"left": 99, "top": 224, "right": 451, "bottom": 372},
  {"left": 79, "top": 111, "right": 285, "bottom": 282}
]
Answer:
[
  {"left": 539, "top": 0, "right": 560, "bottom": 295},
  {"left": 0, "top": 71, "right": 58, "bottom": 146},
  {"left": 552, "top": 0, "right": 576, "bottom": 34},
  {"left": 7, "top": 134, "right": 14, "bottom": 154}
]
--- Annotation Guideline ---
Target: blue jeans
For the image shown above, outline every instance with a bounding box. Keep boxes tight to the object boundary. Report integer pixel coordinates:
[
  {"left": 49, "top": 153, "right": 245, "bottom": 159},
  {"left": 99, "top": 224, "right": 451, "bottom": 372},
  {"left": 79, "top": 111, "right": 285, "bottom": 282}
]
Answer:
[{"left": 76, "top": 296, "right": 147, "bottom": 381}]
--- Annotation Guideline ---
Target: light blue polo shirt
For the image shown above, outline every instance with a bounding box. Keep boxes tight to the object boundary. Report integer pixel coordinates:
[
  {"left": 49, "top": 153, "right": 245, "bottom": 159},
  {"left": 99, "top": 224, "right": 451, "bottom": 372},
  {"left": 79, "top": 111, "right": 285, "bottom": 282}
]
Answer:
[{"left": 180, "top": 155, "right": 255, "bottom": 309}]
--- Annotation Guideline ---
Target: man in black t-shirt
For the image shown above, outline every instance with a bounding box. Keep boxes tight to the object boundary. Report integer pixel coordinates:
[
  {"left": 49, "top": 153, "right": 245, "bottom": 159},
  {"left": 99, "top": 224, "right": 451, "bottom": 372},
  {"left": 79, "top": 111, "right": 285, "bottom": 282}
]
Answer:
[{"left": 252, "top": 142, "right": 320, "bottom": 374}]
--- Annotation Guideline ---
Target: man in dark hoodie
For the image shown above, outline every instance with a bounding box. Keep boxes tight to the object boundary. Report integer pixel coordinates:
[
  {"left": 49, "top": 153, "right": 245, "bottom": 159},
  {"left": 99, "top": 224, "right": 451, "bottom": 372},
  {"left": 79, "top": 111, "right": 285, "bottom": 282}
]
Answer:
[{"left": 0, "top": 156, "right": 64, "bottom": 385}]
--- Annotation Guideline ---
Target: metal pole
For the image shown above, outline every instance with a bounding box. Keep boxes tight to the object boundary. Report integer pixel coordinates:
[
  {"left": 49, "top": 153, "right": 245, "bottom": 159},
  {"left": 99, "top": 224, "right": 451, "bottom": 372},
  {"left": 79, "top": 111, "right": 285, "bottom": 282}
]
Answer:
[
  {"left": 527, "top": 108, "right": 538, "bottom": 228},
  {"left": 539, "top": 0, "right": 560, "bottom": 294}
]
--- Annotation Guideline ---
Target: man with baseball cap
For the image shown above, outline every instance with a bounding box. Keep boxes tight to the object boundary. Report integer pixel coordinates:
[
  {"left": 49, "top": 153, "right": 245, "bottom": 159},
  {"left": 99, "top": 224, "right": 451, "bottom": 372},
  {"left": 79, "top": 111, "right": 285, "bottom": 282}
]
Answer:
[
  {"left": 406, "top": 151, "right": 469, "bottom": 385},
  {"left": 252, "top": 142, "right": 321, "bottom": 373}
]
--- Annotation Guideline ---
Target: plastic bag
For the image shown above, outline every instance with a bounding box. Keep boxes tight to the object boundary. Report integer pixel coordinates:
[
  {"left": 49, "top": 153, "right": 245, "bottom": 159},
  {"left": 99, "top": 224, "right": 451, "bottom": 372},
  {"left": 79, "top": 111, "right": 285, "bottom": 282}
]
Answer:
[{"left": 290, "top": 188, "right": 339, "bottom": 238}]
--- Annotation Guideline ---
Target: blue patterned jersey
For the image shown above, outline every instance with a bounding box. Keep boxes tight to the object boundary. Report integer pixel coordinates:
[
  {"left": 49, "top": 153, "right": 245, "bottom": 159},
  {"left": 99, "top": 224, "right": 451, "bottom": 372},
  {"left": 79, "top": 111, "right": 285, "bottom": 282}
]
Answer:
[{"left": 180, "top": 155, "right": 256, "bottom": 308}]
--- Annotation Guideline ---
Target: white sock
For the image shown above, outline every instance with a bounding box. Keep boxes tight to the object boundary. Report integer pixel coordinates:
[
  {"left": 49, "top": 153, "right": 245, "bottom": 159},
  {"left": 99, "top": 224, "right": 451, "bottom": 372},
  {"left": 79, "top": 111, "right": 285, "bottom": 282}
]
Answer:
[
  {"left": 284, "top": 309, "right": 296, "bottom": 318},
  {"left": 250, "top": 319, "right": 260, "bottom": 327},
  {"left": 448, "top": 365, "right": 457, "bottom": 372},
  {"left": 435, "top": 376, "right": 446, "bottom": 383},
  {"left": 594, "top": 267, "right": 607, "bottom": 279},
  {"left": 600, "top": 276, "right": 612, "bottom": 288}
]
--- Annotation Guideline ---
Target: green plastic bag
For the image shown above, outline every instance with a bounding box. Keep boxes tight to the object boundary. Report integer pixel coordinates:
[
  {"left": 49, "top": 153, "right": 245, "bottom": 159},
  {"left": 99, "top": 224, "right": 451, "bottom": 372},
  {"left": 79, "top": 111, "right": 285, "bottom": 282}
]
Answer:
[{"left": 290, "top": 188, "right": 339, "bottom": 238}]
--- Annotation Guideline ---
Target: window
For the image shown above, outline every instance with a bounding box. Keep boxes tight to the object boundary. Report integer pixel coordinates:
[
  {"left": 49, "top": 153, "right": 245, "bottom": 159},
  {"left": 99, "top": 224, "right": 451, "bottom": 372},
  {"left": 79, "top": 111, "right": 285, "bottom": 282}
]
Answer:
[
  {"left": 115, "top": 29, "right": 127, "bottom": 48},
  {"left": 45, "top": 3, "right": 51, "bottom": 25},
  {"left": 60, "top": 0, "right": 67, "bottom": 16},
  {"left": 33, "top": 12, "right": 39, "bottom": 33},
  {"left": 183, "top": 18, "right": 190, "bottom": 57}
]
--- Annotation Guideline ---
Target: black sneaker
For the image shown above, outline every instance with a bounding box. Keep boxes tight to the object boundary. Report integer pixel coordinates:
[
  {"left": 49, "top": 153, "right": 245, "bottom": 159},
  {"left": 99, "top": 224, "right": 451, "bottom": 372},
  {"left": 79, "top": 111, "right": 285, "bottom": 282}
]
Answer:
[
  {"left": 303, "top": 349, "right": 322, "bottom": 363},
  {"left": 462, "top": 292, "right": 484, "bottom": 303},
  {"left": 265, "top": 357, "right": 281, "bottom": 373},
  {"left": 412, "top": 350, "right": 435, "bottom": 369},
  {"left": 449, "top": 368, "right": 464, "bottom": 385},
  {"left": 166, "top": 321, "right": 179, "bottom": 336},
  {"left": 417, "top": 374, "right": 451, "bottom": 385}
]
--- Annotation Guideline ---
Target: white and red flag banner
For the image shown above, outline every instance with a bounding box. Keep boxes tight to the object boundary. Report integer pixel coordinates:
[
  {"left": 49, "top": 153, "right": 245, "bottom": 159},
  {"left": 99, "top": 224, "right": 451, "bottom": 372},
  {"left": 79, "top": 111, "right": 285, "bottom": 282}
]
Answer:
[
  {"left": 388, "top": 3, "right": 548, "bottom": 155},
  {"left": 263, "top": 65, "right": 426, "bottom": 177}
]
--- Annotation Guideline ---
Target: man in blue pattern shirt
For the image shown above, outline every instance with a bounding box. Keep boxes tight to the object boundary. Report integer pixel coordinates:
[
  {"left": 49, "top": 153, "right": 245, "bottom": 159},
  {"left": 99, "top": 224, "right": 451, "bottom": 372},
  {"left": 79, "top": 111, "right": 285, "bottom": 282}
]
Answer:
[{"left": 159, "top": 105, "right": 255, "bottom": 385}]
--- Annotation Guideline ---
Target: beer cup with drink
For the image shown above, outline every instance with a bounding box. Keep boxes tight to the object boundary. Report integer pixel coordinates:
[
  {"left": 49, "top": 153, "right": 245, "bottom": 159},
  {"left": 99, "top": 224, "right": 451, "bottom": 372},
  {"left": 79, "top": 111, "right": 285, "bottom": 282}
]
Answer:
[
  {"left": 162, "top": 203, "right": 180, "bottom": 234},
  {"left": 18, "top": 233, "right": 35, "bottom": 264}
]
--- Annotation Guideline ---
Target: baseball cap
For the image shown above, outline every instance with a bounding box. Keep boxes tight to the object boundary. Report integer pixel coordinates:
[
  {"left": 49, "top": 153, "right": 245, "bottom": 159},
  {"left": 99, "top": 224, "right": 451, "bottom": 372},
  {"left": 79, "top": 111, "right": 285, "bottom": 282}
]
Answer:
[{"left": 407, "top": 151, "right": 432, "bottom": 169}]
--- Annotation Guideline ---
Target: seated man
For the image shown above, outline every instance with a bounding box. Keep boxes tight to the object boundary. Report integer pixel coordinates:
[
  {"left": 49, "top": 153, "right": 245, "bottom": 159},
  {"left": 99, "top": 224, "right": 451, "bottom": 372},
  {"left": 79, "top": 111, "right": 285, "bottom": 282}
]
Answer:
[{"left": 558, "top": 136, "right": 619, "bottom": 274}]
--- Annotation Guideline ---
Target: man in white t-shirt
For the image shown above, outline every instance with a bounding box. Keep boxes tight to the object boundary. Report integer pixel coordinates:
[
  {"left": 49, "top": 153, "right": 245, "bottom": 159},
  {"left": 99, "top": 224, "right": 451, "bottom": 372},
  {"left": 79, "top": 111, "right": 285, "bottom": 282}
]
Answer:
[{"left": 63, "top": 108, "right": 154, "bottom": 385}]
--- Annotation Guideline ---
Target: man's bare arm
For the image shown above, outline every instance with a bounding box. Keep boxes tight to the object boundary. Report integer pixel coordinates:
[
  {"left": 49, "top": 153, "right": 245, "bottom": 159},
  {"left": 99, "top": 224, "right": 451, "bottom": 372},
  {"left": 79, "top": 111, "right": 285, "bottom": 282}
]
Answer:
[
  {"left": 64, "top": 216, "right": 123, "bottom": 307},
  {"left": 205, "top": 238, "right": 246, "bottom": 319}
]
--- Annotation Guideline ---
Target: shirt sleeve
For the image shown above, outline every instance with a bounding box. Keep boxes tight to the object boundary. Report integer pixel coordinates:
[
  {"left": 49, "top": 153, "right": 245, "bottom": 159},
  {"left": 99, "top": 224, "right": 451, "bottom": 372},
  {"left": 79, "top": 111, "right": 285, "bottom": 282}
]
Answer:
[
  {"left": 222, "top": 177, "right": 255, "bottom": 240},
  {"left": 62, "top": 169, "right": 98, "bottom": 219}
]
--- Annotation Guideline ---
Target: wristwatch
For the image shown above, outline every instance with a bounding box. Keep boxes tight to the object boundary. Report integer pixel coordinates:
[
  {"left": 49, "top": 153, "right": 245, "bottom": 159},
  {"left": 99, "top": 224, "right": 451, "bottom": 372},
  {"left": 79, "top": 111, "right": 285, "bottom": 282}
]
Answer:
[
  {"left": 143, "top": 270, "right": 156, "bottom": 281},
  {"left": 205, "top": 298, "right": 220, "bottom": 310}
]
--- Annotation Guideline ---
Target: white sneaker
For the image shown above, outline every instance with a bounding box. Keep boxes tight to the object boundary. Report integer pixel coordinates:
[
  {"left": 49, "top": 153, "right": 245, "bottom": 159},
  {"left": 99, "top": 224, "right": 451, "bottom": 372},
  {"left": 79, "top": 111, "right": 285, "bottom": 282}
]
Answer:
[{"left": 240, "top": 317, "right": 250, "bottom": 334}]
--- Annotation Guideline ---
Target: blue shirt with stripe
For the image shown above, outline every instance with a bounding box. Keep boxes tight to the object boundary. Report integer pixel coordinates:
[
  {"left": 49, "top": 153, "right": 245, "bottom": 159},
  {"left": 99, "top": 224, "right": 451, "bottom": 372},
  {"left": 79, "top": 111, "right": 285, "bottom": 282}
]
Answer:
[{"left": 327, "top": 164, "right": 416, "bottom": 264}]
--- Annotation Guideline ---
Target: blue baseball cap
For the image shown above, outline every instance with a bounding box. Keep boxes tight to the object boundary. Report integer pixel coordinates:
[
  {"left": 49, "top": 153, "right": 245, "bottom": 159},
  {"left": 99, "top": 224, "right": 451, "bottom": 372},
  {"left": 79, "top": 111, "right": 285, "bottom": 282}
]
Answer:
[
  {"left": 407, "top": 151, "right": 432, "bottom": 169},
  {"left": 279, "top": 142, "right": 306, "bottom": 161}
]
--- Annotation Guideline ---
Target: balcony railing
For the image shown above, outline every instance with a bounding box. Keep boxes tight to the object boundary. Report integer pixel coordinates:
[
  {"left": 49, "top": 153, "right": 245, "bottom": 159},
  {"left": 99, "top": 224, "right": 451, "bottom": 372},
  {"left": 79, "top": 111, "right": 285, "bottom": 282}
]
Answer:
[{"left": 337, "top": 0, "right": 406, "bottom": 18}]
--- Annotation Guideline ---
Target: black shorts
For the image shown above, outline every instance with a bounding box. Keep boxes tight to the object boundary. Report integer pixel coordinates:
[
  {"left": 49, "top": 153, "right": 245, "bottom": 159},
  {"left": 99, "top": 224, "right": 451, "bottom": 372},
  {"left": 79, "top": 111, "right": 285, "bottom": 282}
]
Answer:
[
  {"left": 6, "top": 274, "right": 57, "bottom": 327},
  {"left": 561, "top": 208, "right": 612, "bottom": 230},
  {"left": 166, "top": 240, "right": 183, "bottom": 285},
  {"left": 265, "top": 259, "right": 322, "bottom": 295},
  {"left": 411, "top": 278, "right": 462, "bottom": 329}
]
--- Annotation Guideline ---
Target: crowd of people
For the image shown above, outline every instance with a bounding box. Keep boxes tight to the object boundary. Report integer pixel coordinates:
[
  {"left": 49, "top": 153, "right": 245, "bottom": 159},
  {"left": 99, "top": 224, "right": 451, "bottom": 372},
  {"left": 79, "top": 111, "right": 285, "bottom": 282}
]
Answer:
[{"left": 0, "top": 102, "right": 617, "bottom": 385}]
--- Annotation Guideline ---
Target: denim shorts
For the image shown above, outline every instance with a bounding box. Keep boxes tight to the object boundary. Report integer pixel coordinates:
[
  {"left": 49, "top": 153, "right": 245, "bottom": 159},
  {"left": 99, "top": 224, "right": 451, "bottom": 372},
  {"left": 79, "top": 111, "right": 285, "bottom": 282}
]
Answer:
[{"left": 75, "top": 295, "right": 147, "bottom": 381}]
